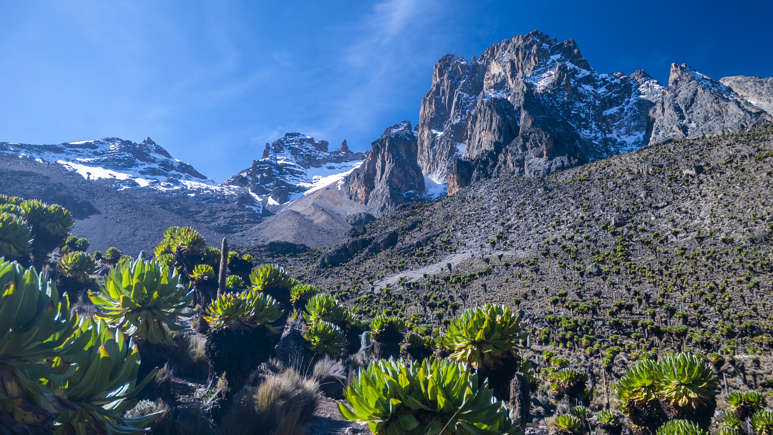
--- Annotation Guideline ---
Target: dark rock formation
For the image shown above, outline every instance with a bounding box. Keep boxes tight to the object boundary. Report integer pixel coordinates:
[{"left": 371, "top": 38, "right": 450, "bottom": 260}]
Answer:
[
  {"left": 224, "top": 133, "right": 365, "bottom": 212},
  {"left": 344, "top": 121, "right": 425, "bottom": 212},
  {"left": 649, "top": 64, "right": 771, "bottom": 144}
]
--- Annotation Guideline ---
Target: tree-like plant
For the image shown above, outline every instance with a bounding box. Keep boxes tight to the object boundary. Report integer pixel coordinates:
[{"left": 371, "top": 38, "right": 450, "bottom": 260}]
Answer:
[
  {"left": 18, "top": 199, "right": 74, "bottom": 264},
  {"left": 441, "top": 304, "right": 522, "bottom": 370},
  {"left": 51, "top": 318, "right": 160, "bottom": 435},
  {"left": 249, "top": 264, "right": 295, "bottom": 306},
  {"left": 338, "top": 358, "right": 519, "bottom": 434},
  {"left": 0, "top": 212, "right": 32, "bottom": 260},
  {"left": 727, "top": 390, "right": 766, "bottom": 420},
  {"left": 153, "top": 226, "right": 206, "bottom": 275},
  {"left": 304, "top": 321, "right": 347, "bottom": 357},
  {"left": 290, "top": 284, "right": 318, "bottom": 309},
  {"left": 0, "top": 259, "right": 81, "bottom": 430},
  {"left": 60, "top": 236, "right": 89, "bottom": 254},
  {"left": 549, "top": 368, "right": 588, "bottom": 398},
  {"left": 751, "top": 410, "right": 773, "bottom": 435},
  {"left": 715, "top": 411, "right": 742, "bottom": 435},
  {"left": 204, "top": 289, "right": 282, "bottom": 330},
  {"left": 615, "top": 359, "right": 665, "bottom": 431},
  {"left": 304, "top": 293, "right": 349, "bottom": 326},
  {"left": 103, "top": 246, "right": 122, "bottom": 265},
  {"left": 549, "top": 414, "right": 585, "bottom": 434},
  {"left": 657, "top": 352, "right": 717, "bottom": 427},
  {"left": 89, "top": 256, "right": 192, "bottom": 345},
  {"left": 58, "top": 251, "right": 96, "bottom": 282}
]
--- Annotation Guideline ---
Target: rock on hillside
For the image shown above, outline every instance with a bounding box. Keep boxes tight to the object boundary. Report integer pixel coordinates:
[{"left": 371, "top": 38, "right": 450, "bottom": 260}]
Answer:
[
  {"left": 720, "top": 75, "right": 773, "bottom": 115},
  {"left": 344, "top": 121, "right": 425, "bottom": 213}
]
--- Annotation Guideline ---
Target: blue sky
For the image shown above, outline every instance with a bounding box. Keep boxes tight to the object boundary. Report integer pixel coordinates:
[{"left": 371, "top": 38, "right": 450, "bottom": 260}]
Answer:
[{"left": 1, "top": 0, "right": 771, "bottom": 182}]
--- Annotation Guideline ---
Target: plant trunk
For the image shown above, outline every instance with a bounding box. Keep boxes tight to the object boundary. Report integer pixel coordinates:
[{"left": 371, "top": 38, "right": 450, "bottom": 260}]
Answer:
[{"left": 205, "top": 325, "right": 279, "bottom": 391}]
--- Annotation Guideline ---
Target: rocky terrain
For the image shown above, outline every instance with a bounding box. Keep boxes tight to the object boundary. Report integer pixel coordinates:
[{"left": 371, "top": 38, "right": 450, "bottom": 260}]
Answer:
[
  {"left": 253, "top": 126, "right": 773, "bottom": 412},
  {"left": 224, "top": 133, "right": 365, "bottom": 213}
]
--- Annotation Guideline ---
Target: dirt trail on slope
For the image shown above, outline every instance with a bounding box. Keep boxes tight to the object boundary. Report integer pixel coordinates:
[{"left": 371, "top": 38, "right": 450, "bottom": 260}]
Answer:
[{"left": 374, "top": 248, "right": 530, "bottom": 290}]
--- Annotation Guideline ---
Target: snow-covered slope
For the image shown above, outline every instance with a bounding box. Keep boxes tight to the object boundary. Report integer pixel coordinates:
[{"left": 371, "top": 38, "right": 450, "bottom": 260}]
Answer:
[
  {"left": 224, "top": 133, "right": 365, "bottom": 212},
  {"left": 0, "top": 137, "right": 225, "bottom": 192}
]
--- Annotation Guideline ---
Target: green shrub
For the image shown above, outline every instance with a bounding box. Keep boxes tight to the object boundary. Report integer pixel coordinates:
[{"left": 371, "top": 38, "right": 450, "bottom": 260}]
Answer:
[
  {"left": 18, "top": 199, "right": 74, "bottom": 262},
  {"left": 726, "top": 390, "right": 766, "bottom": 419},
  {"left": 549, "top": 368, "right": 588, "bottom": 398},
  {"left": 303, "top": 321, "right": 346, "bottom": 357},
  {"left": 89, "top": 256, "right": 192, "bottom": 344},
  {"left": 304, "top": 293, "right": 349, "bottom": 326},
  {"left": 225, "top": 275, "right": 245, "bottom": 290},
  {"left": 191, "top": 263, "right": 215, "bottom": 282},
  {"left": 338, "top": 358, "right": 519, "bottom": 434},
  {"left": 549, "top": 414, "right": 585, "bottom": 434},
  {"left": 58, "top": 251, "right": 96, "bottom": 282},
  {"left": 61, "top": 235, "right": 89, "bottom": 253},
  {"left": 0, "top": 212, "right": 33, "bottom": 259},
  {"left": 249, "top": 264, "right": 294, "bottom": 306},
  {"left": 656, "top": 419, "right": 707, "bottom": 434},
  {"left": 290, "top": 284, "right": 318, "bottom": 309},
  {"left": 153, "top": 226, "right": 206, "bottom": 268},
  {"left": 0, "top": 259, "right": 80, "bottom": 427},
  {"left": 370, "top": 314, "right": 405, "bottom": 342},
  {"left": 53, "top": 318, "right": 160, "bottom": 434},
  {"left": 751, "top": 410, "right": 773, "bottom": 435},
  {"left": 657, "top": 352, "right": 717, "bottom": 425},
  {"left": 103, "top": 246, "right": 121, "bottom": 264},
  {"left": 441, "top": 304, "right": 522, "bottom": 369},
  {"left": 204, "top": 289, "right": 282, "bottom": 330}
]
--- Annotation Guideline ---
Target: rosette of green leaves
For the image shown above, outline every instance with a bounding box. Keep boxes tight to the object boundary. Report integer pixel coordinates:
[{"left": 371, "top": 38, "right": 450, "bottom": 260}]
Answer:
[
  {"left": 0, "top": 259, "right": 81, "bottom": 427},
  {"left": 0, "top": 212, "right": 32, "bottom": 259},
  {"left": 18, "top": 199, "right": 74, "bottom": 262},
  {"left": 441, "top": 304, "right": 522, "bottom": 369},
  {"left": 89, "top": 256, "right": 192, "bottom": 344},
  {"left": 656, "top": 419, "right": 707, "bottom": 435},
  {"left": 751, "top": 410, "right": 773, "bottom": 435},
  {"left": 548, "top": 414, "right": 584, "bottom": 434},
  {"left": 303, "top": 320, "right": 347, "bottom": 357},
  {"left": 58, "top": 251, "right": 96, "bottom": 282},
  {"left": 204, "top": 289, "right": 282, "bottom": 330},
  {"left": 370, "top": 314, "right": 405, "bottom": 342},
  {"left": 726, "top": 390, "right": 766, "bottom": 420},
  {"left": 338, "top": 358, "right": 519, "bottom": 434},
  {"left": 304, "top": 293, "right": 349, "bottom": 326},
  {"left": 657, "top": 352, "right": 717, "bottom": 411},
  {"left": 249, "top": 264, "right": 295, "bottom": 305},
  {"left": 51, "top": 318, "right": 160, "bottom": 434}
]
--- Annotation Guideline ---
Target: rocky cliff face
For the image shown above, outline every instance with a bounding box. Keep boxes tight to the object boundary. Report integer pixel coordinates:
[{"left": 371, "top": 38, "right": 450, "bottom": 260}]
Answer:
[
  {"left": 344, "top": 121, "right": 425, "bottom": 213},
  {"left": 224, "top": 133, "right": 365, "bottom": 212},
  {"left": 649, "top": 64, "right": 771, "bottom": 144},
  {"left": 412, "top": 30, "right": 772, "bottom": 195},
  {"left": 720, "top": 75, "right": 773, "bottom": 116}
]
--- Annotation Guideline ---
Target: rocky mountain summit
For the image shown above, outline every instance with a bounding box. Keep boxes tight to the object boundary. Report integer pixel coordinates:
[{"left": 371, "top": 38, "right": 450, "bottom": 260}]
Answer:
[
  {"left": 401, "top": 30, "right": 773, "bottom": 195},
  {"left": 224, "top": 133, "right": 365, "bottom": 212},
  {"left": 0, "top": 137, "right": 214, "bottom": 190}
]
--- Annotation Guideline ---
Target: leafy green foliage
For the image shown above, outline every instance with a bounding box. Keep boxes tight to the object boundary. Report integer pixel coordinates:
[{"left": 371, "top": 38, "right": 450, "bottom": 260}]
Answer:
[
  {"left": 0, "top": 212, "right": 32, "bottom": 259},
  {"left": 103, "top": 247, "right": 121, "bottom": 264},
  {"left": 290, "top": 284, "right": 318, "bottom": 308},
  {"left": 303, "top": 321, "right": 346, "bottom": 357},
  {"left": 370, "top": 314, "right": 405, "bottom": 342},
  {"left": 615, "top": 359, "right": 661, "bottom": 413},
  {"left": 227, "top": 251, "right": 253, "bottom": 276},
  {"left": 656, "top": 419, "right": 707, "bottom": 434},
  {"left": 58, "top": 251, "right": 96, "bottom": 282},
  {"left": 726, "top": 390, "right": 766, "bottom": 419},
  {"left": 249, "top": 264, "right": 294, "bottom": 305},
  {"left": 304, "top": 293, "right": 349, "bottom": 326},
  {"left": 89, "top": 256, "right": 192, "bottom": 344},
  {"left": 18, "top": 199, "right": 74, "bottom": 262},
  {"left": 225, "top": 274, "right": 245, "bottom": 290},
  {"left": 549, "top": 414, "right": 584, "bottom": 434},
  {"left": 52, "top": 318, "right": 160, "bottom": 435},
  {"left": 338, "top": 358, "right": 519, "bottom": 434},
  {"left": 657, "top": 353, "right": 717, "bottom": 410},
  {"left": 549, "top": 368, "right": 588, "bottom": 397},
  {"left": 441, "top": 304, "right": 522, "bottom": 369},
  {"left": 204, "top": 289, "right": 282, "bottom": 330},
  {"left": 596, "top": 409, "right": 620, "bottom": 426},
  {"left": 0, "top": 259, "right": 81, "bottom": 426},
  {"left": 751, "top": 410, "right": 773, "bottom": 435},
  {"left": 61, "top": 236, "right": 89, "bottom": 254},
  {"left": 190, "top": 264, "right": 215, "bottom": 282},
  {"left": 153, "top": 226, "right": 206, "bottom": 259}
]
